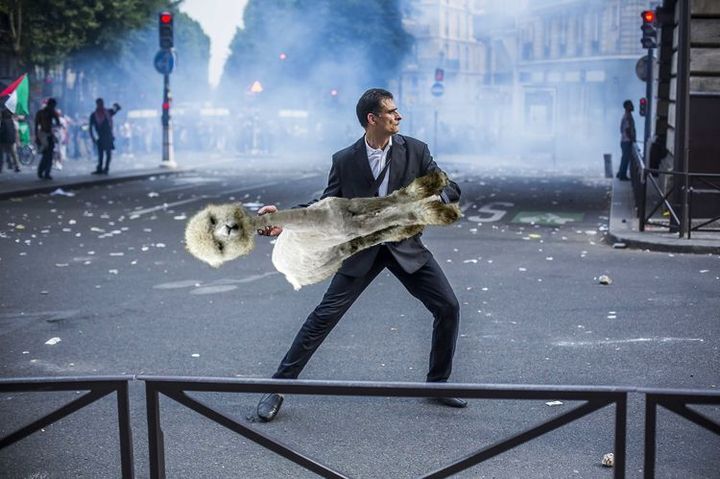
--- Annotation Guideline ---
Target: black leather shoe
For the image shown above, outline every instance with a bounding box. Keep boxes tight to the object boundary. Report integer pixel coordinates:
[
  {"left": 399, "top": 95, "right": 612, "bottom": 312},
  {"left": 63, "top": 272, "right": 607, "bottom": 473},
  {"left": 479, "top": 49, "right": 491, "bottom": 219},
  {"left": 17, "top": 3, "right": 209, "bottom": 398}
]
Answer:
[
  {"left": 430, "top": 397, "right": 468, "bottom": 408},
  {"left": 257, "top": 393, "right": 284, "bottom": 422}
]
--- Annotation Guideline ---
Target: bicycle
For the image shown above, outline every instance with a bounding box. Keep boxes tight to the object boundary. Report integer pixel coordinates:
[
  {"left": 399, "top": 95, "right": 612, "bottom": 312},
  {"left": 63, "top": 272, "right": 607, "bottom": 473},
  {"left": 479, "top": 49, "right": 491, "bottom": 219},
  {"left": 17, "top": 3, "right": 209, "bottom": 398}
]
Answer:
[{"left": 16, "top": 118, "right": 39, "bottom": 166}]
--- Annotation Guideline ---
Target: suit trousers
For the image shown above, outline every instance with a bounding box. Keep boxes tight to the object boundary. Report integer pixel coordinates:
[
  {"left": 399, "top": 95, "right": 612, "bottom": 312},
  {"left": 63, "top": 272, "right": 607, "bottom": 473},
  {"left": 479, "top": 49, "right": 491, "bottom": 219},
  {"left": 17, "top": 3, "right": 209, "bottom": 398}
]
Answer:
[{"left": 272, "top": 246, "right": 460, "bottom": 382}]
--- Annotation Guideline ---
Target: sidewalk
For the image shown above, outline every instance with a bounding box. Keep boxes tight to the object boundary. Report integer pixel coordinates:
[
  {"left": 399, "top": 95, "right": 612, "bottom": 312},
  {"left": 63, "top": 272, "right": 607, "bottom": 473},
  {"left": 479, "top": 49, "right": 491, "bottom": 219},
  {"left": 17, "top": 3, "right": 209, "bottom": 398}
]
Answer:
[
  {"left": 608, "top": 176, "right": 720, "bottom": 254},
  {"left": 0, "top": 152, "right": 191, "bottom": 200}
]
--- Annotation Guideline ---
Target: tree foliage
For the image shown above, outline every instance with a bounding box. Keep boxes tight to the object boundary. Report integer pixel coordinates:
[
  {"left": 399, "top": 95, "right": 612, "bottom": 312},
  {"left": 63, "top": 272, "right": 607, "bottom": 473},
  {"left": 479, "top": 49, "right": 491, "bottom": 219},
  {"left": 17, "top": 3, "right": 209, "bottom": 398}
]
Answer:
[
  {"left": 1, "top": 0, "right": 167, "bottom": 69},
  {"left": 72, "top": 10, "right": 210, "bottom": 110},
  {"left": 0, "top": 0, "right": 210, "bottom": 113},
  {"left": 221, "top": 0, "right": 412, "bottom": 105}
]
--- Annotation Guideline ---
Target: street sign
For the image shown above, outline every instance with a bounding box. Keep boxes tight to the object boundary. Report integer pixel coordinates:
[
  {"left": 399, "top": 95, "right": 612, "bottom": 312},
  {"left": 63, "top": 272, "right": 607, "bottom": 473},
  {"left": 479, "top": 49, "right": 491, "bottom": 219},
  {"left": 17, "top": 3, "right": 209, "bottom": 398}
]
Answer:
[
  {"left": 636, "top": 55, "right": 649, "bottom": 82},
  {"left": 431, "top": 82, "right": 444, "bottom": 97},
  {"left": 154, "top": 49, "right": 176, "bottom": 75}
]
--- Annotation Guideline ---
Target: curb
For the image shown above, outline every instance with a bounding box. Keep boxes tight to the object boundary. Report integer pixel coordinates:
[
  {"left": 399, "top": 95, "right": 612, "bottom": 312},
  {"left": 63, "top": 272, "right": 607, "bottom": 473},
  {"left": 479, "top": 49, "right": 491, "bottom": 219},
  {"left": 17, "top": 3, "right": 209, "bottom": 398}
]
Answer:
[
  {"left": 607, "top": 231, "right": 720, "bottom": 255},
  {"left": 608, "top": 178, "right": 720, "bottom": 255},
  {"left": 0, "top": 167, "right": 192, "bottom": 201}
]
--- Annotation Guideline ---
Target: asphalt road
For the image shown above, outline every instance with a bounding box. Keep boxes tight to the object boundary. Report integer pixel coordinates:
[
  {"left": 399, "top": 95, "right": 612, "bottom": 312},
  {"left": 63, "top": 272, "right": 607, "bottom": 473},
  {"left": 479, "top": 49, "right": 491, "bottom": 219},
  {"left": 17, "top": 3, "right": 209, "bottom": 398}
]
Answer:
[{"left": 1, "top": 156, "right": 718, "bottom": 478}]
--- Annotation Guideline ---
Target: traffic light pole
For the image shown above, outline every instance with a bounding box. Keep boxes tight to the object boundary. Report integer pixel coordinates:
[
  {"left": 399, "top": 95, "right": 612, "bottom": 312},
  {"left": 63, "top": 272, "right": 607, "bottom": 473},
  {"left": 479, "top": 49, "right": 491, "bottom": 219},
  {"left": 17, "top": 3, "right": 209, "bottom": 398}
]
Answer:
[
  {"left": 161, "top": 73, "right": 176, "bottom": 168},
  {"left": 643, "top": 47, "right": 654, "bottom": 158}
]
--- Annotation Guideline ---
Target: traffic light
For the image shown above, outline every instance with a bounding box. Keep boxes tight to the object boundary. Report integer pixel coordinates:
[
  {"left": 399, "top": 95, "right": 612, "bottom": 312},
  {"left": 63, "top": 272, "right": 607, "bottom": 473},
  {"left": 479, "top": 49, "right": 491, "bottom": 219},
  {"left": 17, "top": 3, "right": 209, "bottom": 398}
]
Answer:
[
  {"left": 435, "top": 68, "right": 444, "bottom": 82},
  {"left": 641, "top": 10, "right": 657, "bottom": 49},
  {"left": 639, "top": 97, "right": 648, "bottom": 117},
  {"left": 159, "top": 11, "right": 174, "bottom": 50}
]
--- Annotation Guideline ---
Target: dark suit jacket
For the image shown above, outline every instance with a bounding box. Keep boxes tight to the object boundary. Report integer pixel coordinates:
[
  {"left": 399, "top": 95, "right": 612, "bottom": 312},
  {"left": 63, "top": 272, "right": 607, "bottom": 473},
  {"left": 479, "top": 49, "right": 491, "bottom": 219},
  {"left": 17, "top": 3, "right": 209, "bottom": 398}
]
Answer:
[{"left": 301, "top": 134, "right": 460, "bottom": 277}]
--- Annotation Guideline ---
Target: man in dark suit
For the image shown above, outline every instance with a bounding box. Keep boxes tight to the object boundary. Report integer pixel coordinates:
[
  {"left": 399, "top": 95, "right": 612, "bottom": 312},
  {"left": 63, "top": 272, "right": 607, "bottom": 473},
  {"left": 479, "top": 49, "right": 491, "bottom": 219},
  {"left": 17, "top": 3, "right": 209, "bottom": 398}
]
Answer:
[{"left": 256, "top": 88, "right": 464, "bottom": 422}]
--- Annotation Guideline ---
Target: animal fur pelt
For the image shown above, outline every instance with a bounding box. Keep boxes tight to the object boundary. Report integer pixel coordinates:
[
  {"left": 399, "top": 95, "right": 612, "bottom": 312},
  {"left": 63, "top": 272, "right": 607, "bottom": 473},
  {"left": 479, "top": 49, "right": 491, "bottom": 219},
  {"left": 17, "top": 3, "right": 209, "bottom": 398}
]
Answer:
[{"left": 185, "top": 170, "right": 461, "bottom": 289}]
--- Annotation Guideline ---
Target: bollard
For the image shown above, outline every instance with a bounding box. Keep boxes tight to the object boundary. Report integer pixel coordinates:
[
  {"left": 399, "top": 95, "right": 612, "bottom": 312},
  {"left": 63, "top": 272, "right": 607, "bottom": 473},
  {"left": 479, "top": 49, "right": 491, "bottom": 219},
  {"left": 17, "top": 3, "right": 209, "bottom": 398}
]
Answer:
[{"left": 603, "top": 154, "right": 613, "bottom": 178}]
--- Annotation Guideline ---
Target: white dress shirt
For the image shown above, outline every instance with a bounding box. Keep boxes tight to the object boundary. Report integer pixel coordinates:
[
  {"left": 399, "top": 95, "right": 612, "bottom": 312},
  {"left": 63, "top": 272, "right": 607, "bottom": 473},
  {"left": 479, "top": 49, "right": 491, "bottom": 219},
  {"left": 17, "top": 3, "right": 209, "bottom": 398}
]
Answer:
[{"left": 365, "top": 135, "right": 392, "bottom": 197}]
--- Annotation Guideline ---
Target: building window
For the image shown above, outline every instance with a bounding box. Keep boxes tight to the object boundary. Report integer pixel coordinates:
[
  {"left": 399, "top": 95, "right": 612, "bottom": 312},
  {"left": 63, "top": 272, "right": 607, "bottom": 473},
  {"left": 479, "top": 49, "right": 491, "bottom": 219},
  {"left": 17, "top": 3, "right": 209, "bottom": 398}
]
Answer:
[
  {"left": 543, "top": 19, "right": 551, "bottom": 58},
  {"left": 575, "top": 16, "right": 584, "bottom": 56},
  {"left": 559, "top": 16, "right": 568, "bottom": 57},
  {"left": 611, "top": 4, "right": 619, "bottom": 30},
  {"left": 522, "top": 43, "right": 533, "bottom": 60},
  {"left": 591, "top": 11, "right": 601, "bottom": 55}
]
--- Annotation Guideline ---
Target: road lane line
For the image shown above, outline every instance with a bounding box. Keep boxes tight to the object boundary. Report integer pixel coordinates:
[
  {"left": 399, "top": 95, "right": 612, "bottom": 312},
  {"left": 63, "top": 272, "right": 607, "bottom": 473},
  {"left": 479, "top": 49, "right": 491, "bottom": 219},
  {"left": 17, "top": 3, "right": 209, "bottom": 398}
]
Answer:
[
  {"left": 553, "top": 337, "right": 705, "bottom": 347},
  {"left": 128, "top": 174, "right": 321, "bottom": 217}
]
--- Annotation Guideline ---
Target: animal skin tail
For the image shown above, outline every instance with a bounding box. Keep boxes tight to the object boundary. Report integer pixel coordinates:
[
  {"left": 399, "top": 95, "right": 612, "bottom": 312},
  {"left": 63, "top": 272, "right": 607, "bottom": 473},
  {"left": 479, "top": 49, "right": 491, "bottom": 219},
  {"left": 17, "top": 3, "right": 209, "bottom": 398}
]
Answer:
[
  {"left": 403, "top": 171, "right": 448, "bottom": 200},
  {"left": 422, "top": 200, "right": 462, "bottom": 225},
  {"left": 343, "top": 225, "right": 425, "bottom": 255}
]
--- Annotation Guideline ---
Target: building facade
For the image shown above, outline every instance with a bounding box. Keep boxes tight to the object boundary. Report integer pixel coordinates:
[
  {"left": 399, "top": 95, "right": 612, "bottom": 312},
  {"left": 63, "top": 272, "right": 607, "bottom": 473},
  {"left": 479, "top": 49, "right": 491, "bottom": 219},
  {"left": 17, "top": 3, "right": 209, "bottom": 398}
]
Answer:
[
  {"left": 397, "top": 0, "right": 658, "bottom": 162},
  {"left": 396, "top": 0, "right": 485, "bottom": 149},
  {"left": 500, "top": 0, "right": 658, "bottom": 161}
]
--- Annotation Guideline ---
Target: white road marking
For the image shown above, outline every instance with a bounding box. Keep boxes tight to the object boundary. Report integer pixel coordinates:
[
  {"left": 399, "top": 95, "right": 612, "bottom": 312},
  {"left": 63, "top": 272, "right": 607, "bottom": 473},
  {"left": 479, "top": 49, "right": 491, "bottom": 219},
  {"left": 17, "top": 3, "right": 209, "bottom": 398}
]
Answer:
[
  {"left": 153, "top": 280, "right": 202, "bottom": 289},
  {"left": 160, "top": 183, "right": 208, "bottom": 193},
  {"left": 554, "top": 337, "right": 705, "bottom": 347},
  {"left": 128, "top": 174, "right": 321, "bottom": 217},
  {"left": 130, "top": 197, "right": 208, "bottom": 217},
  {"left": 190, "top": 285, "right": 238, "bottom": 295}
]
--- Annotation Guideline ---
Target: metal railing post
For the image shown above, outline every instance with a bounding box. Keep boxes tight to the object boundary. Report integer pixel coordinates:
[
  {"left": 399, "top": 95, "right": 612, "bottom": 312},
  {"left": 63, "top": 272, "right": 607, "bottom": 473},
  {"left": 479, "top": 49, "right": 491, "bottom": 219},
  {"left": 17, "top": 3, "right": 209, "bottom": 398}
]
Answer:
[
  {"left": 146, "top": 382, "right": 166, "bottom": 479},
  {"left": 677, "top": 0, "right": 691, "bottom": 239},
  {"left": 687, "top": 186, "right": 693, "bottom": 239},
  {"left": 614, "top": 394, "right": 627, "bottom": 479},
  {"left": 116, "top": 381, "right": 135, "bottom": 479},
  {"left": 640, "top": 169, "right": 648, "bottom": 231},
  {"left": 644, "top": 396, "right": 657, "bottom": 479}
]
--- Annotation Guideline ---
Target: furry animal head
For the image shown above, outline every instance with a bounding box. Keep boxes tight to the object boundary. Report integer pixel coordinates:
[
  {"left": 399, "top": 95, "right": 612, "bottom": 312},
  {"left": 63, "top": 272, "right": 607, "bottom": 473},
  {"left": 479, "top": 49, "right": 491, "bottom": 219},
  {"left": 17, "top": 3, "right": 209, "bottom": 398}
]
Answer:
[{"left": 185, "top": 203, "right": 255, "bottom": 267}]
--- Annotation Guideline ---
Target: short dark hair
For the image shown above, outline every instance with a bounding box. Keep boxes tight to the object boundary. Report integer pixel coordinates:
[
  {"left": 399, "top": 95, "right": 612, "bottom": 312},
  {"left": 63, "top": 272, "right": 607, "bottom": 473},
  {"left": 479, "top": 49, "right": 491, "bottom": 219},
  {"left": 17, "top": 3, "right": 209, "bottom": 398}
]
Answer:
[
  {"left": 96, "top": 98, "right": 104, "bottom": 105},
  {"left": 356, "top": 88, "right": 393, "bottom": 128},
  {"left": 623, "top": 99, "right": 633, "bottom": 109},
  {"left": 46, "top": 98, "right": 57, "bottom": 108}
]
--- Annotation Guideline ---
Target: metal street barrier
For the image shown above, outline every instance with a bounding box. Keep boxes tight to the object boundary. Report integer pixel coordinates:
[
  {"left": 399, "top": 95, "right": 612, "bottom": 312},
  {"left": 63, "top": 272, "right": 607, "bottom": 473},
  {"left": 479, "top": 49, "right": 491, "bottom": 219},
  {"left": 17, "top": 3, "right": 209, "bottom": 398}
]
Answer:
[
  {"left": 3, "top": 375, "right": 717, "bottom": 478},
  {"left": 139, "top": 376, "right": 630, "bottom": 479},
  {"left": 631, "top": 144, "right": 720, "bottom": 238},
  {"left": 642, "top": 388, "right": 720, "bottom": 479},
  {"left": 0, "top": 375, "right": 135, "bottom": 478}
]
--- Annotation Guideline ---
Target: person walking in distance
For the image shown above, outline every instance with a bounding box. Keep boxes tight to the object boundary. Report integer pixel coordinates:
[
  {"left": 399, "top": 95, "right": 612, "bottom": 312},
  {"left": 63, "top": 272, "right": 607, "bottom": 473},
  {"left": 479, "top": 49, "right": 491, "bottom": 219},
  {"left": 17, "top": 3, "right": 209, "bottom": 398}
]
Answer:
[
  {"left": 89, "top": 98, "right": 121, "bottom": 174},
  {"left": 255, "top": 88, "right": 465, "bottom": 422},
  {"left": 0, "top": 108, "right": 21, "bottom": 173},
  {"left": 34, "top": 98, "right": 60, "bottom": 180},
  {"left": 617, "top": 99, "right": 636, "bottom": 181}
]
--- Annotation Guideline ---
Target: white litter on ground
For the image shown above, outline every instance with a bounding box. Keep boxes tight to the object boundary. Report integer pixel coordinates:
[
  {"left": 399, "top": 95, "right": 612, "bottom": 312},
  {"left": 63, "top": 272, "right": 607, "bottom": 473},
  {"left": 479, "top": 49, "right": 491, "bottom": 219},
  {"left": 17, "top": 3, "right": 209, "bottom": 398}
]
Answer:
[
  {"left": 45, "top": 337, "right": 61, "bottom": 345},
  {"left": 50, "top": 188, "right": 75, "bottom": 197}
]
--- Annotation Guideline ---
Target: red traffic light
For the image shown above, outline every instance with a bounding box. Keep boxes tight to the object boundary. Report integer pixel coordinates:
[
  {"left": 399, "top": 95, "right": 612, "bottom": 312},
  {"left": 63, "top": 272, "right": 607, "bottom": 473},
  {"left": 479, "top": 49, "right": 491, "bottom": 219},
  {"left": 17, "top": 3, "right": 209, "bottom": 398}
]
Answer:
[
  {"left": 160, "top": 12, "right": 172, "bottom": 24},
  {"left": 641, "top": 10, "right": 655, "bottom": 24},
  {"left": 435, "top": 68, "right": 444, "bottom": 82}
]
